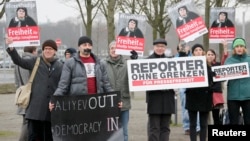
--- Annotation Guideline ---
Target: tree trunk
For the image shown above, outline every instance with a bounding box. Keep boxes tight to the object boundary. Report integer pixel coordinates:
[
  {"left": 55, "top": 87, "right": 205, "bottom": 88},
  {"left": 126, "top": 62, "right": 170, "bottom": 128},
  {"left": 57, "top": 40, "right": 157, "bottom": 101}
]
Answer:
[{"left": 203, "top": 0, "right": 210, "bottom": 51}]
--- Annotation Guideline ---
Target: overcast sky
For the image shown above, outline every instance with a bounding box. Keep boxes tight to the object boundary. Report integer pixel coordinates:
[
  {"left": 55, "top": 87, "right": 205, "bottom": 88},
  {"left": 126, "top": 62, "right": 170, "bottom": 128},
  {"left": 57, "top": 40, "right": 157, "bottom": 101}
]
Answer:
[
  {"left": 36, "top": 0, "right": 77, "bottom": 23},
  {"left": 1, "top": 0, "right": 250, "bottom": 24},
  {"left": 0, "top": 0, "right": 77, "bottom": 23}
]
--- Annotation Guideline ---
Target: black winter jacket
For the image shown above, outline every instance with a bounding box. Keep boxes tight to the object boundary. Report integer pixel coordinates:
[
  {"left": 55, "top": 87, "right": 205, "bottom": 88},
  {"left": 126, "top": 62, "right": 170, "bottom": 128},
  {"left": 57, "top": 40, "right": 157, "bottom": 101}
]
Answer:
[
  {"left": 185, "top": 64, "right": 213, "bottom": 112},
  {"left": 146, "top": 52, "right": 175, "bottom": 114}
]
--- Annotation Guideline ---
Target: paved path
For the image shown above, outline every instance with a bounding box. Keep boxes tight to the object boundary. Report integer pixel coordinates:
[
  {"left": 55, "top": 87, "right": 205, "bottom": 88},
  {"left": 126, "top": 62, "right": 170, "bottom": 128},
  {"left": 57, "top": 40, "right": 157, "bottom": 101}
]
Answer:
[{"left": 0, "top": 93, "right": 191, "bottom": 141}]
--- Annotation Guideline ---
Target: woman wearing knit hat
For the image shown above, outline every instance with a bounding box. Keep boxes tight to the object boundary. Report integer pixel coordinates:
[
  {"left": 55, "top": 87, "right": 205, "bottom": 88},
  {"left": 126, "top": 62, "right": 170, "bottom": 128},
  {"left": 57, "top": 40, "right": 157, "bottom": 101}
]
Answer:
[
  {"left": 64, "top": 47, "right": 77, "bottom": 59},
  {"left": 185, "top": 44, "right": 214, "bottom": 141},
  {"left": 224, "top": 38, "right": 250, "bottom": 125},
  {"left": 59, "top": 47, "right": 77, "bottom": 64}
]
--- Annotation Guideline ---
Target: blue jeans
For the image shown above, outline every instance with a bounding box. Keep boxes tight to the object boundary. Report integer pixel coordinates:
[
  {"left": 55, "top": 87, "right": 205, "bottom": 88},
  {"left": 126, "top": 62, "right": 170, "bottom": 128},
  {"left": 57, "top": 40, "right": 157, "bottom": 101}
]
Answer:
[
  {"left": 179, "top": 88, "right": 200, "bottom": 131},
  {"left": 121, "top": 110, "right": 129, "bottom": 141}
]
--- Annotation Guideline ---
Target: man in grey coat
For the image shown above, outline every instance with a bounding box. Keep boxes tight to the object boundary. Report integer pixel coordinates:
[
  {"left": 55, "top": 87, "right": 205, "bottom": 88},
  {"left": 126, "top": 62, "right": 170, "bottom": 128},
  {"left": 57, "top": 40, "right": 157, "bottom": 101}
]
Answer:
[
  {"left": 14, "top": 46, "right": 37, "bottom": 141},
  {"left": 6, "top": 38, "right": 63, "bottom": 141}
]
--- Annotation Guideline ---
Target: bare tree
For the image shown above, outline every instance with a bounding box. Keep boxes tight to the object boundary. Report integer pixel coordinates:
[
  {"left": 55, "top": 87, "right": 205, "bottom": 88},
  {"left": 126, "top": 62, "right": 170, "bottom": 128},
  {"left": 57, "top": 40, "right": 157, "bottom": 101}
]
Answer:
[
  {"left": 117, "top": 0, "right": 142, "bottom": 14},
  {"left": 99, "top": 0, "right": 117, "bottom": 44},
  {"left": 60, "top": 0, "right": 101, "bottom": 37},
  {"left": 77, "top": 0, "right": 101, "bottom": 37},
  {"left": 0, "top": 0, "right": 11, "bottom": 19},
  {"left": 120, "top": 0, "right": 171, "bottom": 39},
  {"left": 119, "top": 0, "right": 185, "bottom": 40}
]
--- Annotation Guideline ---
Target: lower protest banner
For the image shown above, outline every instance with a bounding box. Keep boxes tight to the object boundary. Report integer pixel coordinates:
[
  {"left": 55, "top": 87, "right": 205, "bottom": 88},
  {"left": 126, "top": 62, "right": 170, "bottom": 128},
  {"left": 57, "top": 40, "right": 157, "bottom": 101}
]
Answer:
[{"left": 51, "top": 91, "right": 123, "bottom": 141}]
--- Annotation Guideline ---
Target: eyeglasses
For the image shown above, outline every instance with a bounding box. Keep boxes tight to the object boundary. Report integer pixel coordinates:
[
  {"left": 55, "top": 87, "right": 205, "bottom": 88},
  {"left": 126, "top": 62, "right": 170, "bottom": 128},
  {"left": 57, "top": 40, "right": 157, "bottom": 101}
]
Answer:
[
  {"left": 44, "top": 47, "right": 54, "bottom": 51},
  {"left": 155, "top": 45, "right": 166, "bottom": 48}
]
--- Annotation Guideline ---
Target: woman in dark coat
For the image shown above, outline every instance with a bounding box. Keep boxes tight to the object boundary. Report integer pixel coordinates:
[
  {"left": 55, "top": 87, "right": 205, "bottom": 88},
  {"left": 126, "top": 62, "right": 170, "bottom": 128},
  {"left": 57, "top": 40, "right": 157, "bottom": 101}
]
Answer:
[{"left": 185, "top": 44, "right": 213, "bottom": 141}]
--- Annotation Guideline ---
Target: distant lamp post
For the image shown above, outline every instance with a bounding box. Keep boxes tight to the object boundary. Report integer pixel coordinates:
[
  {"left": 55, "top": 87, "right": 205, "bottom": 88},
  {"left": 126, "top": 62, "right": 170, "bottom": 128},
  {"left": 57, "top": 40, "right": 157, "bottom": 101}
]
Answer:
[{"left": 238, "top": 0, "right": 250, "bottom": 39}]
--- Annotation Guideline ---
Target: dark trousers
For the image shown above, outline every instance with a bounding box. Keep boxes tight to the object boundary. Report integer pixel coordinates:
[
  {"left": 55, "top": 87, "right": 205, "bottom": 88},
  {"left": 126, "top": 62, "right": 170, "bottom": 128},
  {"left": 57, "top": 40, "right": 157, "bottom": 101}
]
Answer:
[
  {"left": 28, "top": 119, "right": 53, "bottom": 141},
  {"left": 227, "top": 100, "right": 250, "bottom": 125},
  {"left": 148, "top": 114, "right": 171, "bottom": 141},
  {"left": 188, "top": 111, "right": 209, "bottom": 141},
  {"left": 212, "top": 109, "right": 221, "bottom": 125},
  {"left": 19, "top": 115, "right": 28, "bottom": 141}
]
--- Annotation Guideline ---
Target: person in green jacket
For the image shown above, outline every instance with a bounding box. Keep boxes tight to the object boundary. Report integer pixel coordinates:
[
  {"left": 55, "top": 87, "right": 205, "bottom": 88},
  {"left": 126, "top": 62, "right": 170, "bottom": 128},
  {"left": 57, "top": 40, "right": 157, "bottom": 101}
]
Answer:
[
  {"left": 103, "top": 40, "right": 131, "bottom": 141},
  {"left": 224, "top": 38, "right": 250, "bottom": 125}
]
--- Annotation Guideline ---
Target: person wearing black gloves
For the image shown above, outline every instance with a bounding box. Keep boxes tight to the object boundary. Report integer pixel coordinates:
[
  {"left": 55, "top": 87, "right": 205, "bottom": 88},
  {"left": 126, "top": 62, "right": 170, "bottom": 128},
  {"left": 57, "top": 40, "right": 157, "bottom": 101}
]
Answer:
[
  {"left": 175, "top": 42, "right": 200, "bottom": 135},
  {"left": 175, "top": 41, "right": 192, "bottom": 57},
  {"left": 130, "top": 50, "right": 138, "bottom": 59}
]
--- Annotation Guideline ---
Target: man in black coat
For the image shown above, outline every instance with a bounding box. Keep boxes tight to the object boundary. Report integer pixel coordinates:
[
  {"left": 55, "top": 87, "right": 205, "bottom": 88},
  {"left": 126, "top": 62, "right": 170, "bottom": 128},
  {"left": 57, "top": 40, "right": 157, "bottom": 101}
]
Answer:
[
  {"left": 6, "top": 39, "right": 63, "bottom": 141},
  {"left": 146, "top": 38, "right": 175, "bottom": 141}
]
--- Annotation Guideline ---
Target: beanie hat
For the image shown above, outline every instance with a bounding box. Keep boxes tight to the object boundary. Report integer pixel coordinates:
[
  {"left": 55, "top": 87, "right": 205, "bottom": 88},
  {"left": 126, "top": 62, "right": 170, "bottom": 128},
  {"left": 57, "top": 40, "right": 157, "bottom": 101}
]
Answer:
[
  {"left": 78, "top": 36, "right": 92, "bottom": 46},
  {"left": 42, "top": 40, "right": 57, "bottom": 51},
  {"left": 153, "top": 38, "right": 167, "bottom": 46},
  {"left": 192, "top": 44, "right": 204, "bottom": 53},
  {"left": 64, "top": 47, "right": 77, "bottom": 56},
  {"left": 232, "top": 38, "right": 246, "bottom": 49}
]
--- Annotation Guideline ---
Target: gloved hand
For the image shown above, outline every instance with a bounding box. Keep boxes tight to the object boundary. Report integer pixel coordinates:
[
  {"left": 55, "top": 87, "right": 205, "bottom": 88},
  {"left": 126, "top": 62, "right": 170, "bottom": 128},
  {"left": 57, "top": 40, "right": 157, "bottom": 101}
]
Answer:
[{"left": 130, "top": 50, "right": 138, "bottom": 59}]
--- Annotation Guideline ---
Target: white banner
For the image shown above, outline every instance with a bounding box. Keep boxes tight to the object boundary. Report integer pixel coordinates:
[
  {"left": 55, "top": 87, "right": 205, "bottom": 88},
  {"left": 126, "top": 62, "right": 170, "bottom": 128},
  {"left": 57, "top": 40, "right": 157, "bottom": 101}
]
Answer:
[
  {"left": 127, "top": 56, "right": 208, "bottom": 91},
  {"left": 212, "top": 62, "right": 249, "bottom": 82}
]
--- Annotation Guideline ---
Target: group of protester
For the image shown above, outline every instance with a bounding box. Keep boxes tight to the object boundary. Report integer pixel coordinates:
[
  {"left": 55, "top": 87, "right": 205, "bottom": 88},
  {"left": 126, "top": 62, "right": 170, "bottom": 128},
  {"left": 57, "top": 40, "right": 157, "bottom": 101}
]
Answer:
[
  {"left": 6, "top": 36, "right": 128, "bottom": 141},
  {"left": 5, "top": 35, "right": 250, "bottom": 141},
  {"left": 175, "top": 38, "right": 250, "bottom": 141},
  {"left": 4, "top": 3, "right": 248, "bottom": 141}
]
